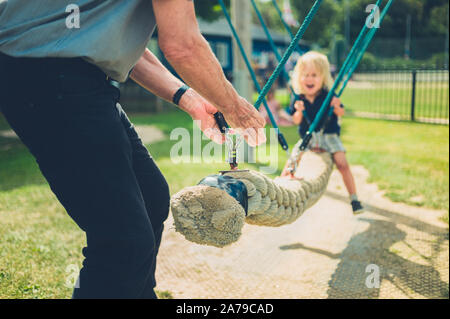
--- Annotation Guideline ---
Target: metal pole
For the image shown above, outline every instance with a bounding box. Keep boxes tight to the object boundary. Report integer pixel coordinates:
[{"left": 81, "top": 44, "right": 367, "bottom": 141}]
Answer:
[
  {"left": 231, "top": 0, "right": 254, "bottom": 162},
  {"left": 411, "top": 69, "right": 417, "bottom": 121},
  {"left": 404, "top": 14, "right": 411, "bottom": 60},
  {"left": 446, "top": 4, "right": 449, "bottom": 67}
]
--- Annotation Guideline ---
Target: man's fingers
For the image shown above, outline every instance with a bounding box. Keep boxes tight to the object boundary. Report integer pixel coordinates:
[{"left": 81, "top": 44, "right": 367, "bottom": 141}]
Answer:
[
  {"left": 204, "top": 127, "right": 225, "bottom": 144},
  {"left": 237, "top": 127, "right": 266, "bottom": 147},
  {"left": 256, "top": 127, "right": 266, "bottom": 145}
]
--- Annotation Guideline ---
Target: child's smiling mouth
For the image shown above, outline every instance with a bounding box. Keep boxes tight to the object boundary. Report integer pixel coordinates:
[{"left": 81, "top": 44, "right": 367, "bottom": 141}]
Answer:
[{"left": 306, "top": 84, "right": 315, "bottom": 89}]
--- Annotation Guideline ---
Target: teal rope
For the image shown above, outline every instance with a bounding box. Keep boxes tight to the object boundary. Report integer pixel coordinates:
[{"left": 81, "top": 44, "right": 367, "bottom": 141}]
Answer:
[
  {"left": 337, "top": 0, "right": 394, "bottom": 97},
  {"left": 272, "top": 0, "right": 294, "bottom": 39},
  {"left": 251, "top": 0, "right": 294, "bottom": 87},
  {"left": 218, "top": 1, "right": 272, "bottom": 116},
  {"left": 251, "top": 0, "right": 282, "bottom": 63},
  {"left": 336, "top": 0, "right": 383, "bottom": 90},
  {"left": 272, "top": 0, "right": 306, "bottom": 54},
  {"left": 217, "top": 0, "right": 282, "bottom": 135},
  {"left": 302, "top": 0, "right": 386, "bottom": 140},
  {"left": 254, "top": 0, "right": 323, "bottom": 110}
]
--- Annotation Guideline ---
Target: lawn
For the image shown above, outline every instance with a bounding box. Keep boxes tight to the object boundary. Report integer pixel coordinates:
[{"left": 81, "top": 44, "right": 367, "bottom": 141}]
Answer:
[
  {"left": 0, "top": 109, "right": 448, "bottom": 298},
  {"left": 341, "top": 85, "right": 449, "bottom": 121}
]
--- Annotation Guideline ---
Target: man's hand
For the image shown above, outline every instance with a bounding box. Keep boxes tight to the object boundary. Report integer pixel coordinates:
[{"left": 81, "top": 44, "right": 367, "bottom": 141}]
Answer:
[
  {"left": 220, "top": 97, "right": 266, "bottom": 147},
  {"left": 179, "top": 90, "right": 266, "bottom": 147},
  {"left": 178, "top": 89, "right": 224, "bottom": 144}
]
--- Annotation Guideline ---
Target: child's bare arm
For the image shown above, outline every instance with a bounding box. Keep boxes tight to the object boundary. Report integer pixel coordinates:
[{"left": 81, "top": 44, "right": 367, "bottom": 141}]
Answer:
[
  {"left": 292, "top": 100, "right": 304, "bottom": 124},
  {"left": 292, "top": 111, "right": 303, "bottom": 125}
]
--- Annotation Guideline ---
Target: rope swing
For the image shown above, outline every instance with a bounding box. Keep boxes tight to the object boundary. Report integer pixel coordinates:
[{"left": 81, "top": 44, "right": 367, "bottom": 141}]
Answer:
[
  {"left": 170, "top": 0, "right": 394, "bottom": 247},
  {"left": 171, "top": 152, "right": 333, "bottom": 247}
]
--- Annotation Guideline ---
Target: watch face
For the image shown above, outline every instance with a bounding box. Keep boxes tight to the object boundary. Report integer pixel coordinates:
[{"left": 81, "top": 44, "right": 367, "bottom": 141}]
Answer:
[{"left": 198, "top": 174, "right": 248, "bottom": 215}]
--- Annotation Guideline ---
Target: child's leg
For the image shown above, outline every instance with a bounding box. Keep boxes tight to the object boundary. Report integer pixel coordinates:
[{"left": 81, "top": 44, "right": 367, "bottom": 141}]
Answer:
[{"left": 333, "top": 151, "right": 357, "bottom": 197}]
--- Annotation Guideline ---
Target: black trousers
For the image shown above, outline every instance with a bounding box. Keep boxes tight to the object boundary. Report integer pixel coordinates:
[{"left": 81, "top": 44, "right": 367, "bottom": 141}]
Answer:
[{"left": 0, "top": 53, "right": 170, "bottom": 298}]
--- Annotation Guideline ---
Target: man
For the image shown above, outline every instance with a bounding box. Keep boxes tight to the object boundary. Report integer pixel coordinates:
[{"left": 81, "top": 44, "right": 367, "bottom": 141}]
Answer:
[{"left": 0, "top": 0, "right": 266, "bottom": 298}]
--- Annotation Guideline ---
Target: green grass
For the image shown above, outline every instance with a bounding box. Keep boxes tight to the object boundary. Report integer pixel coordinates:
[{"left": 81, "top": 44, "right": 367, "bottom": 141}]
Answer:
[
  {"left": 340, "top": 118, "right": 449, "bottom": 211},
  {"left": 341, "top": 85, "right": 449, "bottom": 120},
  {"left": 0, "top": 110, "right": 448, "bottom": 298}
]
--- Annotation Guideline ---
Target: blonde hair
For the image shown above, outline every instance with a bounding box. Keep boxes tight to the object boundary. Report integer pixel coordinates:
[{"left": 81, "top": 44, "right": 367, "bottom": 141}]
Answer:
[{"left": 290, "top": 51, "right": 334, "bottom": 95}]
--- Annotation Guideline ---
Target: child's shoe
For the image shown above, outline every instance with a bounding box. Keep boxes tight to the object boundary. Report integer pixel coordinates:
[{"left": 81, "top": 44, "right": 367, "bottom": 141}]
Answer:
[{"left": 351, "top": 200, "right": 364, "bottom": 215}]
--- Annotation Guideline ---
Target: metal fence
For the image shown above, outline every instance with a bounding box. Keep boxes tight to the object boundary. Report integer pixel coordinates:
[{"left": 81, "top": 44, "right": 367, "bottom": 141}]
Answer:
[{"left": 340, "top": 67, "right": 449, "bottom": 124}]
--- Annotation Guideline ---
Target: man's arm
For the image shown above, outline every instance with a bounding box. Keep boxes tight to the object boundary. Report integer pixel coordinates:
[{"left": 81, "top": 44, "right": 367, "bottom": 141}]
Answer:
[
  {"left": 131, "top": 49, "right": 224, "bottom": 144},
  {"left": 131, "top": 48, "right": 193, "bottom": 113},
  {"left": 151, "top": 0, "right": 265, "bottom": 146}
]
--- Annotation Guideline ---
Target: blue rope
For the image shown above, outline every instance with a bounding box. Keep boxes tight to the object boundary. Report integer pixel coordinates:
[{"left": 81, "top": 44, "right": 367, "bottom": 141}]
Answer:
[{"left": 272, "top": 0, "right": 294, "bottom": 39}]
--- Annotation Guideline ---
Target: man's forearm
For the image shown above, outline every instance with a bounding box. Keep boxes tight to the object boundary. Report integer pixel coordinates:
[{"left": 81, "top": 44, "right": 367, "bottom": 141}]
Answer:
[
  {"left": 130, "top": 49, "right": 183, "bottom": 103},
  {"left": 149, "top": 0, "right": 266, "bottom": 146},
  {"left": 130, "top": 49, "right": 197, "bottom": 114},
  {"left": 162, "top": 35, "right": 240, "bottom": 113}
]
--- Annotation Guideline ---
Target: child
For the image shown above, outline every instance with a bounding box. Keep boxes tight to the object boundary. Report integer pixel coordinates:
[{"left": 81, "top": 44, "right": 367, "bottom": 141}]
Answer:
[{"left": 281, "top": 51, "right": 364, "bottom": 214}]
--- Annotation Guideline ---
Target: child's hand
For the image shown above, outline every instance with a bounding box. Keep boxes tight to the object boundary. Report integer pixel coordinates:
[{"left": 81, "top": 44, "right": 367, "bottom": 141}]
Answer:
[
  {"left": 331, "top": 97, "right": 345, "bottom": 116},
  {"left": 333, "top": 105, "right": 345, "bottom": 116},
  {"left": 294, "top": 100, "right": 305, "bottom": 112},
  {"left": 330, "top": 97, "right": 341, "bottom": 108}
]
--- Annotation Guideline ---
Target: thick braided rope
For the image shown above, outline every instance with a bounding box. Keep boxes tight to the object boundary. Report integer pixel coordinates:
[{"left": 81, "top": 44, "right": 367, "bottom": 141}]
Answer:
[{"left": 171, "top": 152, "right": 333, "bottom": 247}]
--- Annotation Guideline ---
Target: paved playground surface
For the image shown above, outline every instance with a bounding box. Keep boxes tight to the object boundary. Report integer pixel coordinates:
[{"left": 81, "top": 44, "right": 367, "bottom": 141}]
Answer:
[{"left": 155, "top": 165, "right": 449, "bottom": 299}]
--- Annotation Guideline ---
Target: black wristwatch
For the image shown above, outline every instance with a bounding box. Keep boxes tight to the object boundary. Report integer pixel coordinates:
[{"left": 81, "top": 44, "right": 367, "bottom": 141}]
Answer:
[{"left": 172, "top": 84, "right": 190, "bottom": 106}]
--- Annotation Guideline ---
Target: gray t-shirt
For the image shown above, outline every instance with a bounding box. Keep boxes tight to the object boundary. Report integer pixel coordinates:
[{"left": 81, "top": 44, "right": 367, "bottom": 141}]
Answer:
[{"left": 0, "top": 0, "right": 156, "bottom": 82}]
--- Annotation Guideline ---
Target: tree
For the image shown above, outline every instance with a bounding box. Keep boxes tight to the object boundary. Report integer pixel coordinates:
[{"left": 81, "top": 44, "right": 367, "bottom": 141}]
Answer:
[{"left": 290, "top": 0, "right": 342, "bottom": 47}]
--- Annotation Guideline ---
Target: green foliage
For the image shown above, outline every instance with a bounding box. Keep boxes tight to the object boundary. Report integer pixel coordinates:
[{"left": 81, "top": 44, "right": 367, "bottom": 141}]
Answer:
[
  {"left": 342, "top": 0, "right": 448, "bottom": 39},
  {"left": 194, "top": 0, "right": 230, "bottom": 22},
  {"left": 290, "top": 0, "right": 342, "bottom": 47},
  {"left": 194, "top": 0, "right": 447, "bottom": 60},
  {"left": 250, "top": 0, "right": 286, "bottom": 33}
]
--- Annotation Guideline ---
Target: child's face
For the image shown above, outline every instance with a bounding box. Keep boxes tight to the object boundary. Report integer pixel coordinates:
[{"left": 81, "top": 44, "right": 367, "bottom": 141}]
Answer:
[{"left": 299, "top": 64, "right": 324, "bottom": 96}]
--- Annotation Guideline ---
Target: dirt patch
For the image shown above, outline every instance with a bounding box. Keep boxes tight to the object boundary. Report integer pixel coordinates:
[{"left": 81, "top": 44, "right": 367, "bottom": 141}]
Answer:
[
  {"left": 134, "top": 125, "right": 165, "bottom": 144},
  {"left": 0, "top": 130, "right": 17, "bottom": 139}
]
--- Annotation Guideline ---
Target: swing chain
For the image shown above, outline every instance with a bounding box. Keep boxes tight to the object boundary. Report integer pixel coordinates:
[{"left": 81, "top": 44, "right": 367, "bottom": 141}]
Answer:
[{"left": 224, "top": 129, "right": 243, "bottom": 170}]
